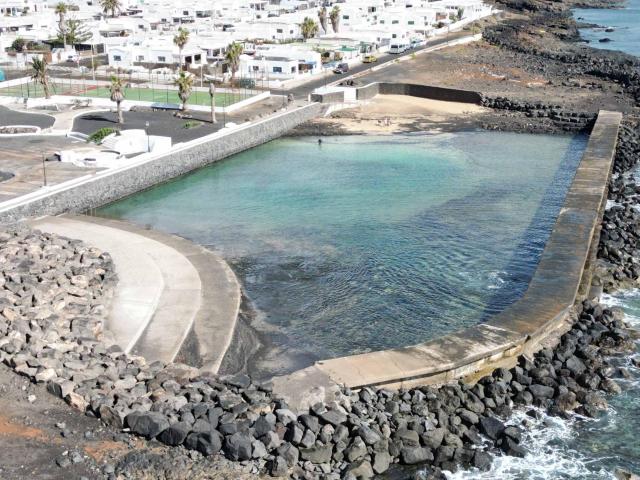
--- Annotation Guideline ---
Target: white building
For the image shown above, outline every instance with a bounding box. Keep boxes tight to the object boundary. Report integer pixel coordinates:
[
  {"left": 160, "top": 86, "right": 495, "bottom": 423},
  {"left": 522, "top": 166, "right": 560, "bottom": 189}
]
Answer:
[
  {"left": 240, "top": 46, "right": 321, "bottom": 79},
  {"left": 108, "top": 39, "right": 205, "bottom": 68}
]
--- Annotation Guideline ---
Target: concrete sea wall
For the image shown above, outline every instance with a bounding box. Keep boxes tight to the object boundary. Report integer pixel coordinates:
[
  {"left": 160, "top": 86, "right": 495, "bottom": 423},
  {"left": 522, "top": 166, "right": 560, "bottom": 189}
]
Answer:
[
  {"left": 0, "top": 102, "right": 325, "bottom": 224},
  {"left": 309, "top": 110, "right": 622, "bottom": 390},
  {"left": 311, "top": 81, "right": 482, "bottom": 104}
]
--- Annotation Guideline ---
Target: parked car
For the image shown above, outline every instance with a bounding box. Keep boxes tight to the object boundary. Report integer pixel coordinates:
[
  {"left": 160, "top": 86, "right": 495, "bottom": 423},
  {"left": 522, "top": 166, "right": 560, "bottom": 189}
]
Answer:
[
  {"left": 333, "top": 62, "right": 349, "bottom": 74},
  {"left": 363, "top": 55, "right": 378, "bottom": 63},
  {"left": 389, "top": 44, "right": 408, "bottom": 54}
]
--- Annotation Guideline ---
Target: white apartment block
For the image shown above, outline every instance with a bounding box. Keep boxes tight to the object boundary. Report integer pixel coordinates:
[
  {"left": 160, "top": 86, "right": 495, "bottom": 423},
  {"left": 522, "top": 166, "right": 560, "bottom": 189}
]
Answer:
[{"left": 0, "top": 0, "right": 493, "bottom": 82}]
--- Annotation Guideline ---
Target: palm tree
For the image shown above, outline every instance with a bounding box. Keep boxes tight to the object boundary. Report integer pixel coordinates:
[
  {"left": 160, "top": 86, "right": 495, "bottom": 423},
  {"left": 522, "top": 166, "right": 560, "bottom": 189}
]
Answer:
[
  {"left": 208, "top": 81, "right": 216, "bottom": 124},
  {"left": 99, "top": 0, "right": 121, "bottom": 18},
  {"left": 109, "top": 75, "right": 125, "bottom": 123},
  {"left": 173, "top": 27, "right": 189, "bottom": 71},
  {"left": 54, "top": 2, "right": 68, "bottom": 49},
  {"left": 225, "top": 42, "right": 243, "bottom": 86},
  {"left": 31, "top": 58, "right": 51, "bottom": 99},
  {"left": 318, "top": 6, "right": 327, "bottom": 34},
  {"left": 329, "top": 6, "right": 340, "bottom": 33},
  {"left": 174, "top": 71, "right": 193, "bottom": 111},
  {"left": 300, "top": 17, "right": 319, "bottom": 41}
]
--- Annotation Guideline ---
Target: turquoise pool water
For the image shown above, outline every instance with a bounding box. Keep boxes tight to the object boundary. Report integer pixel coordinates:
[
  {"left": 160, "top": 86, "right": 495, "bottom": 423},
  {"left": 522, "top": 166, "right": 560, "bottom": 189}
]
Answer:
[
  {"left": 97, "top": 132, "right": 586, "bottom": 376},
  {"left": 574, "top": 0, "right": 640, "bottom": 57}
]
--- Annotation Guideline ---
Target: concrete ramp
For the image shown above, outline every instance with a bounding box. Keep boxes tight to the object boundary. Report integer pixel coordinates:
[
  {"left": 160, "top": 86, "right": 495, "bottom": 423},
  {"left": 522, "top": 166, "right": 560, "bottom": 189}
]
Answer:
[{"left": 30, "top": 215, "right": 240, "bottom": 372}]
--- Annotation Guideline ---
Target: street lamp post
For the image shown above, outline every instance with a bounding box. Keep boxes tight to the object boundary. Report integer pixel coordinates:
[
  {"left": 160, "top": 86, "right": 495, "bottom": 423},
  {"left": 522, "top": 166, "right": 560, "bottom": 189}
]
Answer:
[
  {"left": 41, "top": 152, "right": 47, "bottom": 187},
  {"left": 145, "top": 121, "right": 150, "bottom": 152}
]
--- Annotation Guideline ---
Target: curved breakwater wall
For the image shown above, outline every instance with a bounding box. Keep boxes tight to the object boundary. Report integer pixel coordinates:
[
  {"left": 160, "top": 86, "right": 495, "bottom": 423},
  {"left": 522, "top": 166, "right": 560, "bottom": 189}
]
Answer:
[{"left": 300, "top": 110, "right": 623, "bottom": 391}]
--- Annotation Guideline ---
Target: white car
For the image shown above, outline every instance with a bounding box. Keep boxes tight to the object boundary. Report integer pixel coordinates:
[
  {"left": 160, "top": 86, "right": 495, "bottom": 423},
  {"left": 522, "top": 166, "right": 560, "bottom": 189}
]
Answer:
[{"left": 389, "top": 44, "right": 408, "bottom": 54}]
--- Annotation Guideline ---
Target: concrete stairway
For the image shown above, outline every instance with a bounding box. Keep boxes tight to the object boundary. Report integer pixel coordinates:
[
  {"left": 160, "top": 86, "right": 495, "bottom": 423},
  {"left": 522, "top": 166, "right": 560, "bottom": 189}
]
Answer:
[{"left": 30, "top": 214, "right": 242, "bottom": 372}]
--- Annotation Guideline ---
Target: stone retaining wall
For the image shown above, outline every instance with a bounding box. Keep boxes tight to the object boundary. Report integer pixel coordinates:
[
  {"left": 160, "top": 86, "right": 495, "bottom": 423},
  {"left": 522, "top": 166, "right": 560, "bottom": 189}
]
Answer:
[
  {"left": 311, "top": 110, "right": 622, "bottom": 390},
  {"left": 0, "top": 103, "right": 325, "bottom": 225},
  {"left": 376, "top": 83, "right": 483, "bottom": 104},
  {"left": 312, "top": 82, "right": 483, "bottom": 105}
]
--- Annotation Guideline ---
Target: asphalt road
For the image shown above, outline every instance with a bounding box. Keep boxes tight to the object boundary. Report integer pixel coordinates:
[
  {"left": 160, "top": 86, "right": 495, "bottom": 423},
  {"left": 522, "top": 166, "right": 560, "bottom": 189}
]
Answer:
[
  {"left": 287, "top": 30, "right": 470, "bottom": 98},
  {"left": 0, "top": 106, "right": 55, "bottom": 128}
]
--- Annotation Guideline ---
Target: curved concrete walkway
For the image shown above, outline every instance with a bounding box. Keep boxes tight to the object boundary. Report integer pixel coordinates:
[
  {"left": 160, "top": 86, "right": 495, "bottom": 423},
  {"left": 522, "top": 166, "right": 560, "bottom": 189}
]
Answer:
[{"left": 29, "top": 214, "right": 240, "bottom": 372}]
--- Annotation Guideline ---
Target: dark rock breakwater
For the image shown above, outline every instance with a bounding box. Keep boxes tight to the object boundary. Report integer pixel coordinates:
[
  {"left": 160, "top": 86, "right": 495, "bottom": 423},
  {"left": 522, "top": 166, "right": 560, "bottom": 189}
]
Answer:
[
  {"left": 480, "top": 96, "right": 597, "bottom": 132},
  {"left": 596, "top": 119, "right": 640, "bottom": 293}
]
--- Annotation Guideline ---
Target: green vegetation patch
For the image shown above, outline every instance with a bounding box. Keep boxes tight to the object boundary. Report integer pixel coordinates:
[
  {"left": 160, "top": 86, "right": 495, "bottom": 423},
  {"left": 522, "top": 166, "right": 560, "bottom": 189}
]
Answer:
[
  {"left": 88, "top": 127, "right": 119, "bottom": 144},
  {"left": 183, "top": 120, "right": 203, "bottom": 129}
]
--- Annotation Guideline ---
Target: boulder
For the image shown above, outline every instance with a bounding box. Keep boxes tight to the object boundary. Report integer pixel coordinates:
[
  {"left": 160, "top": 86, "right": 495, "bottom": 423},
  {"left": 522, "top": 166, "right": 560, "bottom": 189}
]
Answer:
[
  {"left": 185, "top": 431, "right": 222, "bottom": 456},
  {"left": 346, "top": 459, "right": 375, "bottom": 479},
  {"left": 401, "top": 446, "right": 433, "bottom": 465},
  {"left": 357, "top": 424, "right": 381, "bottom": 445},
  {"left": 319, "top": 409, "right": 347, "bottom": 426},
  {"left": 372, "top": 450, "right": 391, "bottom": 474},
  {"left": 300, "top": 443, "right": 333, "bottom": 464},
  {"left": 269, "top": 456, "right": 289, "bottom": 477},
  {"left": 499, "top": 436, "right": 526, "bottom": 458},
  {"left": 345, "top": 436, "right": 367, "bottom": 462},
  {"left": 125, "top": 411, "right": 170, "bottom": 439},
  {"left": 479, "top": 416, "right": 505, "bottom": 441},
  {"left": 158, "top": 421, "right": 191, "bottom": 446},
  {"left": 421, "top": 427, "right": 445, "bottom": 450},
  {"left": 277, "top": 443, "right": 300, "bottom": 466},
  {"left": 224, "top": 432, "right": 253, "bottom": 461},
  {"left": 529, "top": 384, "right": 555, "bottom": 399},
  {"left": 473, "top": 450, "right": 493, "bottom": 471}
]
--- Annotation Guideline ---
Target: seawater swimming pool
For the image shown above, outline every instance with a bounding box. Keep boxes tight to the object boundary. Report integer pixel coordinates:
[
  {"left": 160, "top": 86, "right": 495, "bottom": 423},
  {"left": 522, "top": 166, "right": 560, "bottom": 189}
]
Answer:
[{"left": 97, "top": 132, "right": 587, "bottom": 377}]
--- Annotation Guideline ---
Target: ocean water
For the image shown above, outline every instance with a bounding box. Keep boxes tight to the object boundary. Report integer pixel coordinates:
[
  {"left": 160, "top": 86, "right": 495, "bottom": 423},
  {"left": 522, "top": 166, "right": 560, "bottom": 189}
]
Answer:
[
  {"left": 574, "top": 0, "right": 640, "bottom": 57},
  {"left": 97, "top": 133, "right": 586, "bottom": 376},
  {"left": 446, "top": 290, "right": 640, "bottom": 480}
]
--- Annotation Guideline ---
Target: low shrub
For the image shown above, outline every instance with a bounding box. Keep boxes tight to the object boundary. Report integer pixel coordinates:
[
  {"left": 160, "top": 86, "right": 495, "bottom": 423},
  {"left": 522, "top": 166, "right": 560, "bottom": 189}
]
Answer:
[
  {"left": 183, "top": 120, "right": 203, "bottom": 129},
  {"left": 87, "top": 127, "right": 119, "bottom": 144}
]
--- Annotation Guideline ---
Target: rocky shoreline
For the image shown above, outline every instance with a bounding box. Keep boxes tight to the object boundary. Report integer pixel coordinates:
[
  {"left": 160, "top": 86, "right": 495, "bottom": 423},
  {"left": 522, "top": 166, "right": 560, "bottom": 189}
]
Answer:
[{"left": 1, "top": 1, "right": 640, "bottom": 479}]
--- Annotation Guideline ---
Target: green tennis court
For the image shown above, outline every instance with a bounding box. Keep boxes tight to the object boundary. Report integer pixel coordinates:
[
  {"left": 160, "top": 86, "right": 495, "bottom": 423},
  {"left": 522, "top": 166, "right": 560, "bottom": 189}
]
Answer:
[{"left": 0, "top": 80, "right": 251, "bottom": 107}]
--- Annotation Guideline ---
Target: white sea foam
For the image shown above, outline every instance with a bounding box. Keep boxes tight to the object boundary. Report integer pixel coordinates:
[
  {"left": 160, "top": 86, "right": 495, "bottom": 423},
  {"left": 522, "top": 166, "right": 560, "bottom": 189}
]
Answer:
[
  {"left": 605, "top": 199, "right": 621, "bottom": 210},
  {"left": 445, "top": 409, "right": 617, "bottom": 480},
  {"left": 486, "top": 271, "right": 506, "bottom": 290},
  {"left": 447, "top": 291, "right": 640, "bottom": 480}
]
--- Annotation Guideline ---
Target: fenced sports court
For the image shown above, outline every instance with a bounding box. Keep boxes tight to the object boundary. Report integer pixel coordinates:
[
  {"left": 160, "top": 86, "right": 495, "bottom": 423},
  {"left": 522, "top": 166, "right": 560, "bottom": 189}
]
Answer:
[{"left": 0, "top": 70, "right": 268, "bottom": 108}]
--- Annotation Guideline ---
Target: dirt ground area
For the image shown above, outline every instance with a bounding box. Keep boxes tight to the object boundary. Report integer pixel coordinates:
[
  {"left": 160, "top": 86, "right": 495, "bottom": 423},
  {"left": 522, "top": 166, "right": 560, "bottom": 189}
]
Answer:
[
  {"left": 0, "top": 362, "right": 261, "bottom": 480},
  {"left": 355, "top": 22, "right": 636, "bottom": 116},
  {"left": 305, "top": 95, "right": 490, "bottom": 135}
]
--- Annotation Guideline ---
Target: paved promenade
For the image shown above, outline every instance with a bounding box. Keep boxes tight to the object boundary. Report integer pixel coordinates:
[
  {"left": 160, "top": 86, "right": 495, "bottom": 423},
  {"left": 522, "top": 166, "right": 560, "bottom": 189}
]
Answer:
[{"left": 30, "top": 214, "right": 240, "bottom": 372}]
